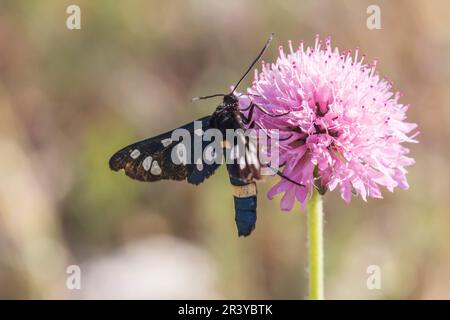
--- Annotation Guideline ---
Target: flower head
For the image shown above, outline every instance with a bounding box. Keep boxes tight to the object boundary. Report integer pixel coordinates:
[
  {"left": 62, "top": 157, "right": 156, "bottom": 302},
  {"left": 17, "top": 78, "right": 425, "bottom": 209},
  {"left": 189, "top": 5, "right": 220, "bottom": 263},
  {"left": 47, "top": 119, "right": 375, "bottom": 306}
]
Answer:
[{"left": 239, "top": 36, "right": 418, "bottom": 210}]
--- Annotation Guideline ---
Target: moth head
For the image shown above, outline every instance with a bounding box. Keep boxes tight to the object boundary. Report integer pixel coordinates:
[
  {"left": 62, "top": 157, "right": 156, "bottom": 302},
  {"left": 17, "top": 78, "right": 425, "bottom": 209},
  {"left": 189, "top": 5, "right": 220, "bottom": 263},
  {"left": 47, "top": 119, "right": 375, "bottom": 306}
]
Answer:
[{"left": 223, "top": 94, "right": 239, "bottom": 106}]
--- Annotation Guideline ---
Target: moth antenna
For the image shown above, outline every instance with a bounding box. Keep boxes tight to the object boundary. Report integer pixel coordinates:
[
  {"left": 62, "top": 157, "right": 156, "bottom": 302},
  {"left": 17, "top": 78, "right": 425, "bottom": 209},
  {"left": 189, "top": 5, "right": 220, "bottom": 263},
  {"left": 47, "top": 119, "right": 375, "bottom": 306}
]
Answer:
[
  {"left": 191, "top": 93, "right": 226, "bottom": 101},
  {"left": 192, "top": 33, "right": 273, "bottom": 102},
  {"left": 236, "top": 93, "right": 262, "bottom": 98},
  {"left": 230, "top": 33, "right": 274, "bottom": 95}
]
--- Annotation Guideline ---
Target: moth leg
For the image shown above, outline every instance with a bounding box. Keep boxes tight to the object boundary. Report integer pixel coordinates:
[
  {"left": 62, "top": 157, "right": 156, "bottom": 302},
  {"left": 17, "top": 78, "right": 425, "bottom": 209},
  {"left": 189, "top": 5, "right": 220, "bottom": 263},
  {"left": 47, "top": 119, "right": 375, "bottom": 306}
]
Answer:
[
  {"left": 278, "top": 133, "right": 293, "bottom": 141},
  {"left": 240, "top": 103, "right": 253, "bottom": 112},
  {"left": 254, "top": 104, "right": 290, "bottom": 117},
  {"left": 241, "top": 115, "right": 292, "bottom": 143},
  {"left": 242, "top": 102, "right": 290, "bottom": 118},
  {"left": 241, "top": 105, "right": 292, "bottom": 140}
]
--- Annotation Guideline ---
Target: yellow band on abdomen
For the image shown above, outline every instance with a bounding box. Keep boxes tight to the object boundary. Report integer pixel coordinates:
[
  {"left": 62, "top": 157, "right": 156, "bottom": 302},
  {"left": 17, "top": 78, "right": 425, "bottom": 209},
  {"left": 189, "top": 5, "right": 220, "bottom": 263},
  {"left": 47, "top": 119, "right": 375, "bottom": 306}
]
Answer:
[{"left": 233, "top": 183, "right": 257, "bottom": 198}]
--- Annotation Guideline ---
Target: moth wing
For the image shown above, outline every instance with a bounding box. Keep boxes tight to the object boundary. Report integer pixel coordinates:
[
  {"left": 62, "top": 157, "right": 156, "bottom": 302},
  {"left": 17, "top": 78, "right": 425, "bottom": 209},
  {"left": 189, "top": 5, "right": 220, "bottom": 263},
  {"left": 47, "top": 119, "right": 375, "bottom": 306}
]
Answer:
[
  {"left": 224, "top": 129, "right": 262, "bottom": 184},
  {"left": 109, "top": 116, "right": 220, "bottom": 185}
]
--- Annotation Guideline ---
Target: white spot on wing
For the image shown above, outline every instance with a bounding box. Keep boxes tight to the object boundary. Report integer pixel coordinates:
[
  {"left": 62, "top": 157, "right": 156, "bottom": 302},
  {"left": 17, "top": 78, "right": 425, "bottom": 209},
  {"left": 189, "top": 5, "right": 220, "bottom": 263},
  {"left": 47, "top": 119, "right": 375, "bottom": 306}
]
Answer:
[
  {"left": 150, "top": 161, "right": 162, "bottom": 175},
  {"left": 249, "top": 141, "right": 257, "bottom": 154},
  {"left": 252, "top": 153, "right": 260, "bottom": 169},
  {"left": 143, "top": 156, "right": 152, "bottom": 171},
  {"left": 196, "top": 159, "right": 203, "bottom": 171},
  {"left": 204, "top": 145, "right": 216, "bottom": 163},
  {"left": 246, "top": 148, "right": 260, "bottom": 169},
  {"left": 130, "top": 149, "right": 141, "bottom": 159},
  {"left": 230, "top": 144, "right": 241, "bottom": 160},
  {"left": 161, "top": 138, "right": 172, "bottom": 147},
  {"left": 174, "top": 143, "right": 187, "bottom": 165}
]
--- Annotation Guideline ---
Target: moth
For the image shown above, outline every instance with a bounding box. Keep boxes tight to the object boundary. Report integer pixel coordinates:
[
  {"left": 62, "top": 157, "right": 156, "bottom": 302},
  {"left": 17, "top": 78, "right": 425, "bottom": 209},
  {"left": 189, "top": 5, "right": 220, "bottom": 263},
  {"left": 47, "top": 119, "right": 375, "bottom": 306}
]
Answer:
[{"left": 109, "top": 34, "right": 296, "bottom": 237}]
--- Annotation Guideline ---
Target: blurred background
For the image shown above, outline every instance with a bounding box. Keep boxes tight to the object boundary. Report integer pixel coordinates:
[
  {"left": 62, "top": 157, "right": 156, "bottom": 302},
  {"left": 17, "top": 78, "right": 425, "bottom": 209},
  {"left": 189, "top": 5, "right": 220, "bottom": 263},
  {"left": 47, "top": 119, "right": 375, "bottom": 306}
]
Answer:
[{"left": 0, "top": 0, "right": 448, "bottom": 299}]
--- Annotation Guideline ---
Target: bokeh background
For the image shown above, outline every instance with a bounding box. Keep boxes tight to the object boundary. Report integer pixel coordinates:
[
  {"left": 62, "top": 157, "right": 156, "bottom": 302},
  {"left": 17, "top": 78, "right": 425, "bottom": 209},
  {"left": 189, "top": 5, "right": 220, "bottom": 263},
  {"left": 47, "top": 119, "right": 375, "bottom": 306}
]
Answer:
[{"left": 0, "top": 0, "right": 449, "bottom": 299}]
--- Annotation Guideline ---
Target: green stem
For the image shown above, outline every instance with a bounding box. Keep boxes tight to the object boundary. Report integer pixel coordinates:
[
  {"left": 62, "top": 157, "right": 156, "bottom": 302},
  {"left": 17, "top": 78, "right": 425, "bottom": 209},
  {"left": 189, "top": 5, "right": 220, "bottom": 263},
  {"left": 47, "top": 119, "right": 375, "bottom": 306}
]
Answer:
[{"left": 307, "top": 188, "right": 324, "bottom": 300}]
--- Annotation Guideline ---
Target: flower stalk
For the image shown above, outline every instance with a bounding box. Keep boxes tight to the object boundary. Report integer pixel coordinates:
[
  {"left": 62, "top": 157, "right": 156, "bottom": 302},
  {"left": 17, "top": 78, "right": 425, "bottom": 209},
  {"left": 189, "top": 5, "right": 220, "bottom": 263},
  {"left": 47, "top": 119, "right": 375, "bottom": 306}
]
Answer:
[{"left": 307, "top": 188, "right": 324, "bottom": 300}]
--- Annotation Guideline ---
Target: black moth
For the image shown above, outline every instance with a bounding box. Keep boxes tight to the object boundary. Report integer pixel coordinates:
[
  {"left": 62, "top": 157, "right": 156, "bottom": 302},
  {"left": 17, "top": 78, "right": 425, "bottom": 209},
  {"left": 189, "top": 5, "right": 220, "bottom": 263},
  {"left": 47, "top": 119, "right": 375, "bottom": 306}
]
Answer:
[{"left": 109, "top": 34, "right": 293, "bottom": 237}]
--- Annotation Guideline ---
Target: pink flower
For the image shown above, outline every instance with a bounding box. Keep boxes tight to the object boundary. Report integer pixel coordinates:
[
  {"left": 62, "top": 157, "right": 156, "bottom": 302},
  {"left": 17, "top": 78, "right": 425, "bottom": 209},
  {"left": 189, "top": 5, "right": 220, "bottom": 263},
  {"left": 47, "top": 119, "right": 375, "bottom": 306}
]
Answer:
[{"left": 239, "top": 35, "right": 418, "bottom": 211}]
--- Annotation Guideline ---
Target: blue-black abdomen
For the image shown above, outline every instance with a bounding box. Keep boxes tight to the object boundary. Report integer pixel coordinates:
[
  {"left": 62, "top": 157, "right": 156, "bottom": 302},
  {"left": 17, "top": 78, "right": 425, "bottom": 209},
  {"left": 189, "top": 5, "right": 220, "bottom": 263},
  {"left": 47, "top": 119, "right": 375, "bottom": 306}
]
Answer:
[
  {"left": 229, "top": 175, "right": 257, "bottom": 237},
  {"left": 233, "top": 195, "right": 257, "bottom": 236}
]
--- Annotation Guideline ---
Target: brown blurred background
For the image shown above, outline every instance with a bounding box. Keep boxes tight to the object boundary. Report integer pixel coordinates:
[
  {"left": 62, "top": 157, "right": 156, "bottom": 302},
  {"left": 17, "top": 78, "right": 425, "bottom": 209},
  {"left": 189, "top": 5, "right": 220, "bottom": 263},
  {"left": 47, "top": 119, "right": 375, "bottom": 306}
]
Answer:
[{"left": 0, "top": 0, "right": 448, "bottom": 299}]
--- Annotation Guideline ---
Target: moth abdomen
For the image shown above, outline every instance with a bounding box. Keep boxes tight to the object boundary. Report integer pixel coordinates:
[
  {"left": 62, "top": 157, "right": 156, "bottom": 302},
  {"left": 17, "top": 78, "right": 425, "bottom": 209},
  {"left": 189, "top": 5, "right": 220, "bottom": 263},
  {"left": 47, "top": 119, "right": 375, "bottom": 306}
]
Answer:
[{"left": 230, "top": 177, "right": 257, "bottom": 237}]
